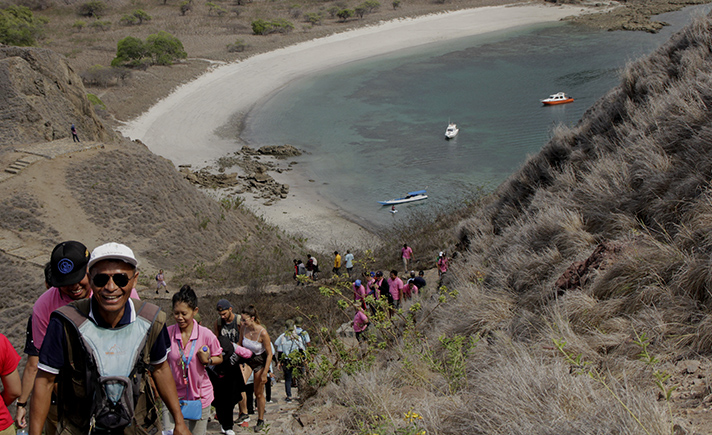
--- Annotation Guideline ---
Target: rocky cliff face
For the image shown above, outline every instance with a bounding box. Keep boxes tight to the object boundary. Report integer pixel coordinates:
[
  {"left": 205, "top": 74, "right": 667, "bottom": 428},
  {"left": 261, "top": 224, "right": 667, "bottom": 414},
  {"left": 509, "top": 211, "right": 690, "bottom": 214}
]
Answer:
[{"left": 0, "top": 45, "right": 111, "bottom": 150}]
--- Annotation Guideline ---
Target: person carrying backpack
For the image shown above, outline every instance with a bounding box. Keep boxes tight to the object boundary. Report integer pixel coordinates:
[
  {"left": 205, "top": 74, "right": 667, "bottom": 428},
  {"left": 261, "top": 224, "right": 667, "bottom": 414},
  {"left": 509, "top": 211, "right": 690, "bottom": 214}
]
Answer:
[
  {"left": 30, "top": 243, "right": 190, "bottom": 435},
  {"left": 274, "top": 320, "right": 305, "bottom": 403}
]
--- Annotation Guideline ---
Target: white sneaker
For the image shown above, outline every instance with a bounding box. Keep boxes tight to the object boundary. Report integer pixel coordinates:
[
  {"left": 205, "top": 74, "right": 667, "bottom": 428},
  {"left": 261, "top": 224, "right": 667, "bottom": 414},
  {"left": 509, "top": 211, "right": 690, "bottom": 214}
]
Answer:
[{"left": 225, "top": 430, "right": 236, "bottom": 435}]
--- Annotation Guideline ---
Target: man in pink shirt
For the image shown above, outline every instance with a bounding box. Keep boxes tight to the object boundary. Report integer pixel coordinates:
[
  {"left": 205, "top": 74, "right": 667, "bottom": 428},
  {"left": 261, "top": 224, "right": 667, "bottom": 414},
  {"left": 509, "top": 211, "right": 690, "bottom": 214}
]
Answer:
[
  {"left": 17, "top": 242, "right": 141, "bottom": 433},
  {"left": 387, "top": 270, "right": 404, "bottom": 309},
  {"left": 401, "top": 244, "right": 413, "bottom": 273}
]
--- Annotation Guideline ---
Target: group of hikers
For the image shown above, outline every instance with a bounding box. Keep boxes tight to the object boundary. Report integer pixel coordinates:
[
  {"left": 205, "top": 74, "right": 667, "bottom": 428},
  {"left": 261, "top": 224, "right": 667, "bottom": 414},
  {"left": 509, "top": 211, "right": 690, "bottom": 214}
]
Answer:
[
  {"left": 340, "top": 244, "right": 450, "bottom": 342},
  {"left": 1, "top": 240, "right": 311, "bottom": 435}
]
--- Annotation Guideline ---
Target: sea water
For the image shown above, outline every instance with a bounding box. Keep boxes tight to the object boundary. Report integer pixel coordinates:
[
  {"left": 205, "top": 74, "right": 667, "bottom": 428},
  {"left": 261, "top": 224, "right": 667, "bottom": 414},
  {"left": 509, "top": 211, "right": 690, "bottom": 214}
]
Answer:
[{"left": 241, "top": 5, "right": 712, "bottom": 229}]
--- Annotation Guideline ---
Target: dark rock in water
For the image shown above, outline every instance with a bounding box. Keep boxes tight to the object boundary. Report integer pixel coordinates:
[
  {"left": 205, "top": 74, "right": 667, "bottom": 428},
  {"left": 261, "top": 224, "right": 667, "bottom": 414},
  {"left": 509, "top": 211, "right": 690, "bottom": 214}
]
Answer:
[
  {"left": 0, "top": 46, "right": 111, "bottom": 149},
  {"left": 258, "top": 144, "right": 302, "bottom": 158}
]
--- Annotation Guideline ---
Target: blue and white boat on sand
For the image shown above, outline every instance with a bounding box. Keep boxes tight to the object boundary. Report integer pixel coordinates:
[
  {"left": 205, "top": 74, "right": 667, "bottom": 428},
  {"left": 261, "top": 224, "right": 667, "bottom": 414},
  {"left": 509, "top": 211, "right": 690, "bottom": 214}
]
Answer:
[{"left": 378, "top": 190, "right": 428, "bottom": 206}]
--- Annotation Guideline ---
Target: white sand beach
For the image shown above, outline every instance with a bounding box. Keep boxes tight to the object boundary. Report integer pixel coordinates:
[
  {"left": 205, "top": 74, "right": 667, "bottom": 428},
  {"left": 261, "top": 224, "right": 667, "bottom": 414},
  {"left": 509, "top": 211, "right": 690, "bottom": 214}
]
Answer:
[{"left": 120, "top": 3, "right": 592, "bottom": 250}]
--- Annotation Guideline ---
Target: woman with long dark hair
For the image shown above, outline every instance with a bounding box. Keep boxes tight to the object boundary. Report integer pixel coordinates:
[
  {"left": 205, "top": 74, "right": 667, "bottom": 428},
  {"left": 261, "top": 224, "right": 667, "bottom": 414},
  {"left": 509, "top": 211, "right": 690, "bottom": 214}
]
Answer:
[
  {"left": 239, "top": 305, "right": 272, "bottom": 433},
  {"left": 165, "top": 285, "right": 223, "bottom": 435}
]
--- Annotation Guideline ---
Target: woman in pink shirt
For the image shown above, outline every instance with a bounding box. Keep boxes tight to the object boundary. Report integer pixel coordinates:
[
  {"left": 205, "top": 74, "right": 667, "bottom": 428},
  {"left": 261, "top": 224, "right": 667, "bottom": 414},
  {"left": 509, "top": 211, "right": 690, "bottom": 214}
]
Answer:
[
  {"left": 165, "top": 285, "right": 223, "bottom": 435},
  {"left": 352, "top": 304, "right": 369, "bottom": 342},
  {"left": 353, "top": 279, "right": 366, "bottom": 308}
]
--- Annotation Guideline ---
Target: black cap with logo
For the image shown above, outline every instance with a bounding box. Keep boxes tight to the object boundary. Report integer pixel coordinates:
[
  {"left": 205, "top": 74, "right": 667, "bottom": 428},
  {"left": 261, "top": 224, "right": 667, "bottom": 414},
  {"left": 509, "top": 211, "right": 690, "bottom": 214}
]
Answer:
[{"left": 50, "top": 241, "right": 89, "bottom": 287}]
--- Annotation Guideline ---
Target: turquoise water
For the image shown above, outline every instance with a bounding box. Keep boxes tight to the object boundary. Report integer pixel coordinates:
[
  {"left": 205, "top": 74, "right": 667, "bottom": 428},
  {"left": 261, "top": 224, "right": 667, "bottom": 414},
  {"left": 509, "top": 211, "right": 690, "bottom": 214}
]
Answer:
[{"left": 242, "top": 5, "right": 712, "bottom": 229}]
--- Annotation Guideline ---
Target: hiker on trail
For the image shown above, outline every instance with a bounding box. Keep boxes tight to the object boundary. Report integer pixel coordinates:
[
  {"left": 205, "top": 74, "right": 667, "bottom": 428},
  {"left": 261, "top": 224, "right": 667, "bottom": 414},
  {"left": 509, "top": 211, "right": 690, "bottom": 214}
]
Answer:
[
  {"left": 353, "top": 279, "right": 366, "bottom": 308},
  {"left": 366, "top": 272, "right": 384, "bottom": 314},
  {"left": 344, "top": 250, "right": 355, "bottom": 278},
  {"left": 310, "top": 254, "right": 319, "bottom": 280},
  {"left": 30, "top": 242, "right": 190, "bottom": 435},
  {"left": 401, "top": 244, "right": 413, "bottom": 273},
  {"left": 352, "top": 304, "right": 369, "bottom": 342},
  {"left": 292, "top": 259, "right": 299, "bottom": 282},
  {"left": 213, "top": 299, "right": 248, "bottom": 434},
  {"left": 274, "top": 320, "right": 305, "bottom": 403},
  {"left": 239, "top": 305, "right": 272, "bottom": 433},
  {"left": 294, "top": 316, "right": 311, "bottom": 348},
  {"left": 333, "top": 251, "right": 342, "bottom": 276},
  {"left": 296, "top": 260, "right": 307, "bottom": 285},
  {"left": 156, "top": 269, "right": 168, "bottom": 294},
  {"left": 437, "top": 252, "right": 449, "bottom": 285},
  {"left": 243, "top": 343, "right": 275, "bottom": 415},
  {"left": 165, "top": 285, "right": 223, "bottom": 435},
  {"left": 19, "top": 241, "right": 138, "bottom": 434},
  {"left": 403, "top": 279, "right": 418, "bottom": 300},
  {"left": 70, "top": 124, "right": 79, "bottom": 142},
  {"left": 412, "top": 270, "right": 426, "bottom": 292},
  {"left": 0, "top": 332, "right": 21, "bottom": 435},
  {"left": 208, "top": 335, "right": 250, "bottom": 435},
  {"left": 305, "top": 255, "right": 314, "bottom": 279},
  {"left": 387, "top": 270, "right": 404, "bottom": 310}
]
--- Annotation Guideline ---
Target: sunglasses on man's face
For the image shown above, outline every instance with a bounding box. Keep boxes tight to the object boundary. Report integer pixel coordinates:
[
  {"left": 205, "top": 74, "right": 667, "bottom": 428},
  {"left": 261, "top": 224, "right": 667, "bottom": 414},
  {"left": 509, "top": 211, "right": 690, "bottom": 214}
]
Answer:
[{"left": 92, "top": 273, "right": 134, "bottom": 288}]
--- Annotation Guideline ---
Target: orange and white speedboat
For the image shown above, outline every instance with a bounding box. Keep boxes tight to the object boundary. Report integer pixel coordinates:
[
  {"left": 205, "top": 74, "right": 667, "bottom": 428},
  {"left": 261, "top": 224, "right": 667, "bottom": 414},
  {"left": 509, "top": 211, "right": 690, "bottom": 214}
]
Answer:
[{"left": 541, "top": 92, "right": 574, "bottom": 105}]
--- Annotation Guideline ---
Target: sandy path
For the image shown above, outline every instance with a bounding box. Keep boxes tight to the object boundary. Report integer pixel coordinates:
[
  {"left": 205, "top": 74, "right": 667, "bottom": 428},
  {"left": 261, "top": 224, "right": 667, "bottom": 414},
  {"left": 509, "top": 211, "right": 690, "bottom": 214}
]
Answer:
[{"left": 119, "top": 4, "right": 590, "bottom": 250}]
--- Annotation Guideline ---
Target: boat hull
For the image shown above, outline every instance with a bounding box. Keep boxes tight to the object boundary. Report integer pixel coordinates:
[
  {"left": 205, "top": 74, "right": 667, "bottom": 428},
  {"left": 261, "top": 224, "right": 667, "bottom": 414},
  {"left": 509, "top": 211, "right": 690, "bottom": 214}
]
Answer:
[
  {"left": 378, "top": 195, "right": 428, "bottom": 205},
  {"left": 542, "top": 98, "right": 574, "bottom": 105}
]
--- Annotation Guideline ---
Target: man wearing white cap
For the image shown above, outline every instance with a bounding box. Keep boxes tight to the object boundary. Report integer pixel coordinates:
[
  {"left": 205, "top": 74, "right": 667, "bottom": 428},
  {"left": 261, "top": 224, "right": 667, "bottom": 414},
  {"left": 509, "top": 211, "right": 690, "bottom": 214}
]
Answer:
[{"left": 30, "top": 242, "right": 191, "bottom": 435}]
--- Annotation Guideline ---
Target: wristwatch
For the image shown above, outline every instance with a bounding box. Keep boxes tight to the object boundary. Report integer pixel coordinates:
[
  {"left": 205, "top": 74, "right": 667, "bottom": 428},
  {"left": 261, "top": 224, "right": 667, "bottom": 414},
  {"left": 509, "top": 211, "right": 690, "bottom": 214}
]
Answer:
[
  {"left": 16, "top": 401, "right": 27, "bottom": 408},
  {"left": 207, "top": 357, "right": 213, "bottom": 365}
]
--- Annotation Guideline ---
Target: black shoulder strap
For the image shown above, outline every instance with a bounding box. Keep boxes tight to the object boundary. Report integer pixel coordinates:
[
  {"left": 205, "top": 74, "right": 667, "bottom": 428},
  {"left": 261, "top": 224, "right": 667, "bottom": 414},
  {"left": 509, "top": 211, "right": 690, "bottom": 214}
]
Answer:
[
  {"left": 55, "top": 298, "right": 92, "bottom": 328},
  {"left": 132, "top": 298, "right": 160, "bottom": 324}
]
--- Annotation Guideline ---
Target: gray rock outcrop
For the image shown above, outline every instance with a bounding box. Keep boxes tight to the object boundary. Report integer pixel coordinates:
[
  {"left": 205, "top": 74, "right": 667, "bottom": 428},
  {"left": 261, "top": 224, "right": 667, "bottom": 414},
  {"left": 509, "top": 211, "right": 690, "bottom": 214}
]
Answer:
[{"left": 0, "top": 46, "right": 111, "bottom": 150}]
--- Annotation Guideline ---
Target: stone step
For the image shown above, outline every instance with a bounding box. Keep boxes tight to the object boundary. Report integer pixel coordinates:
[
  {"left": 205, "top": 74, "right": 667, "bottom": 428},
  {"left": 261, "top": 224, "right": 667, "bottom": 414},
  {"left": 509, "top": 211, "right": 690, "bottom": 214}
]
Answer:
[
  {"left": 9, "top": 164, "right": 25, "bottom": 170},
  {"left": 4, "top": 168, "right": 19, "bottom": 174}
]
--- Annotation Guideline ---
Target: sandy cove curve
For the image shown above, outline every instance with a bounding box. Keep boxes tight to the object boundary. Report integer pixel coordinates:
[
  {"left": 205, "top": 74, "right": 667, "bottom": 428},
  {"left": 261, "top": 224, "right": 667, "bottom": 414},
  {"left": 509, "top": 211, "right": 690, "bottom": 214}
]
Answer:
[{"left": 118, "top": 4, "right": 592, "bottom": 251}]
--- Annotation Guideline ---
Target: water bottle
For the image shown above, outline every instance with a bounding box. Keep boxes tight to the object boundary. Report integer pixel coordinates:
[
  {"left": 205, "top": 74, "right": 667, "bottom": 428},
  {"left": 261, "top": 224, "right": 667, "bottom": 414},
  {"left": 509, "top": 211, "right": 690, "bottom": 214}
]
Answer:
[
  {"left": 202, "top": 346, "right": 208, "bottom": 352},
  {"left": 17, "top": 428, "right": 28, "bottom": 435}
]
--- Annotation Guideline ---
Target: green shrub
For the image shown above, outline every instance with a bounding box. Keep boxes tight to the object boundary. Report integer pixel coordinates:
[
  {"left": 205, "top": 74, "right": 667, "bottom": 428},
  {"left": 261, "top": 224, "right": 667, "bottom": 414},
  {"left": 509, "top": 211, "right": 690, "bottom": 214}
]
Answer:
[
  {"left": 363, "top": 0, "right": 379, "bottom": 12},
  {"left": 226, "top": 38, "right": 246, "bottom": 52},
  {"left": 251, "top": 18, "right": 294, "bottom": 35},
  {"left": 304, "top": 12, "right": 322, "bottom": 25},
  {"left": 77, "top": 0, "right": 107, "bottom": 18},
  {"left": 0, "top": 5, "right": 47, "bottom": 46},
  {"left": 90, "top": 19, "right": 111, "bottom": 31},
  {"left": 72, "top": 20, "right": 86, "bottom": 31},
  {"left": 111, "top": 36, "right": 146, "bottom": 67},
  {"left": 391, "top": 0, "right": 400, "bottom": 9},
  {"left": 119, "top": 14, "right": 138, "bottom": 25},
  {"left": 145, "top": 31, "right": 186, "bottom": 65},
  {"left": 336, "top": 8, "right": 353, "bottom": 21},
  {"left": 86, "top": 93, "right": 106, "bottom": 110}
]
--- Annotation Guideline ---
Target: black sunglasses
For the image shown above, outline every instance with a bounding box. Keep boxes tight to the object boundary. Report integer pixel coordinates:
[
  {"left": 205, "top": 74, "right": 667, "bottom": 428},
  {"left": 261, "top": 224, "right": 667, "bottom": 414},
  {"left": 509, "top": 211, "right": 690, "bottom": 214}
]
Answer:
[{"left": 92, "top": 273, "right": 134, "bottom": 288}]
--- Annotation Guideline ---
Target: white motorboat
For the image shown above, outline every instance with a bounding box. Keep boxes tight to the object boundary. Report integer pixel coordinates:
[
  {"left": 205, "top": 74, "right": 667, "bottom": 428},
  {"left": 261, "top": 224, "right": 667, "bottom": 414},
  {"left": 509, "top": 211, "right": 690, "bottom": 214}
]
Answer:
[
  {"left": 445, "top": 122, "right": 459, "bottom": 139},
  {"left": 541, "top": 92, "right": 574, "bottom": 105},
  {"left": 378, "top": 190, "right": 428, "bottom": 206}
]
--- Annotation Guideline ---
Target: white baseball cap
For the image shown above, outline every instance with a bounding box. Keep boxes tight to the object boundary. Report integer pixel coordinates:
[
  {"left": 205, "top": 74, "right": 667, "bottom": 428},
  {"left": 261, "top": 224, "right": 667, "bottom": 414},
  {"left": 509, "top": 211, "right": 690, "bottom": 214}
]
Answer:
[{"left": 89, "top": 242, "right": 138, "bottom": 270}]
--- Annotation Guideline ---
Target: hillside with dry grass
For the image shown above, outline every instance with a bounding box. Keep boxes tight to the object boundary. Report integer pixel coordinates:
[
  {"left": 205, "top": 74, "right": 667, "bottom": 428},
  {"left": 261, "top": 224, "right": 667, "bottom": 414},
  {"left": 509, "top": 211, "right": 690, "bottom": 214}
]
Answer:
[{"left": 295, "top": 12, "right": 712, "bottom": 435}]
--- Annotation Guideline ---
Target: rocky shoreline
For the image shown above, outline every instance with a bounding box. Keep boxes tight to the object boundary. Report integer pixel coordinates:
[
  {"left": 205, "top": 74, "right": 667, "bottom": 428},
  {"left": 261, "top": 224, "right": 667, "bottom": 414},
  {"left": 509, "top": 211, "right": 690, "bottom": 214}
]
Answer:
[
  {"left": 567, "top": 0, "right": 712, "bottom": 33},
  {"left": 180, "top": 144, "right": 302, "bottom": 205}
]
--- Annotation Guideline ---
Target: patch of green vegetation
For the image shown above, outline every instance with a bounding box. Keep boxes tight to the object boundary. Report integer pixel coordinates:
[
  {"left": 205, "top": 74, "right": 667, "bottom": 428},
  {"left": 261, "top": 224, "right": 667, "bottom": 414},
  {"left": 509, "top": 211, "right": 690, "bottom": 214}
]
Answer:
[
  {"left": 0, "top": 5, "right": 48, "bottom": 46},
  {"left": 86, "top": 93, "right": 106, "bottom": 110}
]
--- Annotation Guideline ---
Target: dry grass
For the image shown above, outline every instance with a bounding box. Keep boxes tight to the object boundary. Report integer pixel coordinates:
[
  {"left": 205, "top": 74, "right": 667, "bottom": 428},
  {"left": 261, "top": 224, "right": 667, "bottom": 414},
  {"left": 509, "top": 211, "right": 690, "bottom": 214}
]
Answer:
[{"left": 300, "top": 13, "right": 712, "bottom": 434}]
